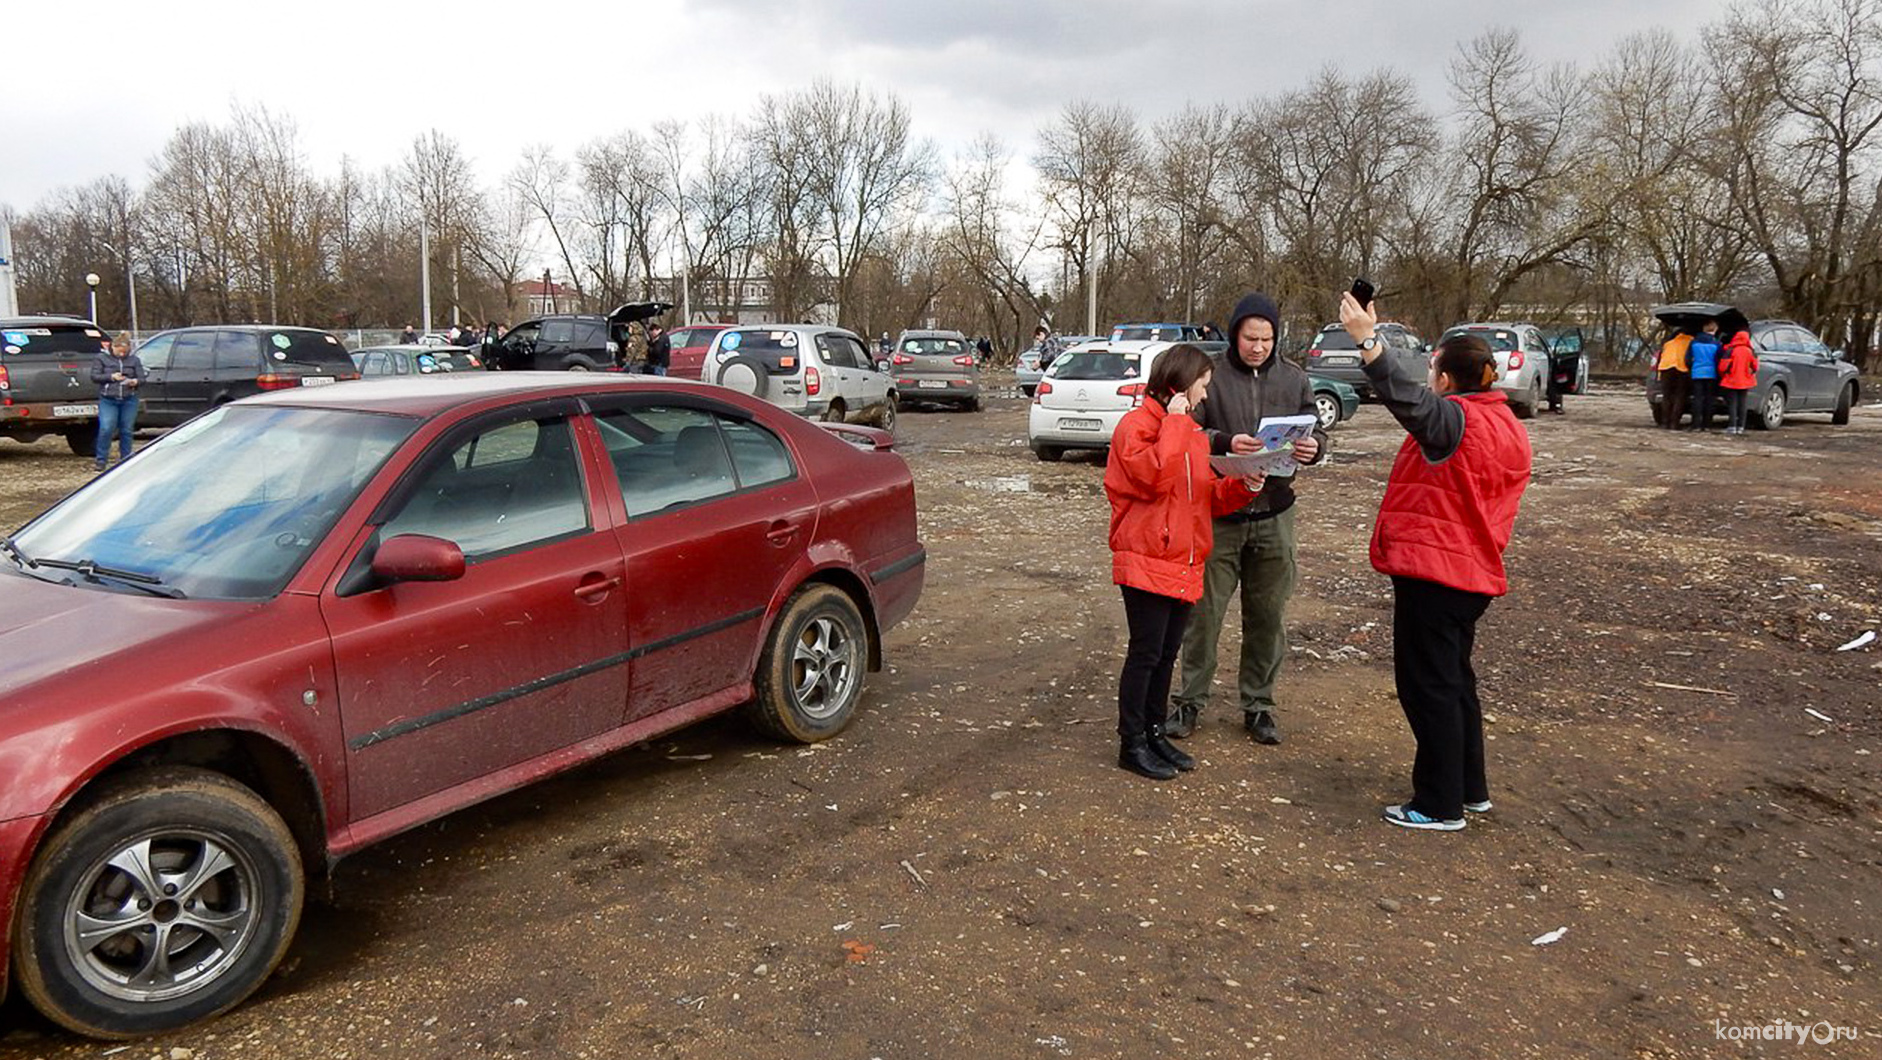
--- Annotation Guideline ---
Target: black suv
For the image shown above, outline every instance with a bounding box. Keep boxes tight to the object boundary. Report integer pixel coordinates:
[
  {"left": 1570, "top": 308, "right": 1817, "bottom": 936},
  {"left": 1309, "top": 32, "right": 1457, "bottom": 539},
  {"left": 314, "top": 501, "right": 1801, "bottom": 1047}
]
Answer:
[
  {"left": 132, "top": 326, "right": 360, "bottom": 427},
  {"left": 0, "top": 316, "right": 112, "bottom": 455},
  {"left": 484, "top": 301, "right": 674, "bottom": 372},
  {"left": 1304, "top": 321, "right": 1427, "bottom": 400}
]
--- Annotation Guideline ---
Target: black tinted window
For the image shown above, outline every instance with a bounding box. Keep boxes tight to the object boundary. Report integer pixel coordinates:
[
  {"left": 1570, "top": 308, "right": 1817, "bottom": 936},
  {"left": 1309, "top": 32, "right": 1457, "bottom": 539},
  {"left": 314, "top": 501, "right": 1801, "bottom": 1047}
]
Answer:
[
  {"left": 1051, "top": 351, "right": 1139, "bottom": 380},
  {"left": 1, "top": 323, "right": 107, "bottom": 357},
  {"left": 137, "top": 333, "right": 175, "bottom": 369},
  {"left": 542, "top": 319, "right": 576, "bottom": 345},
  {"left": 1311, "top": 329, "right": 1357, "bottom": 351},
  {"left": 214, "top": 330, "right": 263, "bottom": 371},
  {"left": 722, "top": 330, "right": 807, "bottom": 374},
  {"left": 170, "top": 332, "right": 217, "bottom": 371},
  {"left": 263, "top": 330, "right": 354, "bottom": 370},
  {"left": 816, "top": 334, "right": 857, "bottom": 368}
]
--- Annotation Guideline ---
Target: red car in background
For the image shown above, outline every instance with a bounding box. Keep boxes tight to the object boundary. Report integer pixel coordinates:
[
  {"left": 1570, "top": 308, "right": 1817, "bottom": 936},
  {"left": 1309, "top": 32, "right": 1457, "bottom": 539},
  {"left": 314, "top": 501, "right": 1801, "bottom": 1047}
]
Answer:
[
  {"left": 665, "top": 323, "right": 734, "bottom": 380},
  {"left": 0, "top": 374, "right": 923, "bottom": 1038}
]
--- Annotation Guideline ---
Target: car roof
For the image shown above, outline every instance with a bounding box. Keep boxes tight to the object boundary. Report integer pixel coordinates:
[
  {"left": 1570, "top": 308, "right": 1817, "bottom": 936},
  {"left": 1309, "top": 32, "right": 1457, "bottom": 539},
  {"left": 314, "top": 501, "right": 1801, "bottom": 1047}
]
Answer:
[
  {"left": 1, "top": 316, "right": 105, "bottom": 329},
  {"left": 154, "top": 324, "right": 330, "bottom": 334},
  {"left": 1114, "top": 322, "right": 1193, "bottom": 329},
  {"left": 898, "top": 329, "right": 966, "bottom": 338},
  {"left": 240, "top": 372, "right": 721, "bottom": 418},
  {"left": 355, "top": 344, "right": 473, "bottom": 353}
]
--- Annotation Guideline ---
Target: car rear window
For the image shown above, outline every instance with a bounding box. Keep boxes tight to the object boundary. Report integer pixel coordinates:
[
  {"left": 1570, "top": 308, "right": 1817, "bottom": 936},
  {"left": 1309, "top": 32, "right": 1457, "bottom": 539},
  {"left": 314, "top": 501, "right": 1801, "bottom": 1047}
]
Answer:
[
  {"left": 261, "top": 330, "right": 355, "bottom": 370},
  {"left": 1443, "top": 328, "right": 1519, "bottom": 351},
  {"left": 1, "top": 324, "right": 107, "bottom": 357},
  {"left": 902, "top": 337, "right": 966, "bottom": 355},
  {"left": 416, "top": 349, "right": 482, "bottom": 372},
  {"left": 1311, "top": 329, "right": 1357, "bottom": 351},
  {"left": 1052, "top": 351, "right": 1141, "bottom": 380},
  {"left": 720, "top": 330, "right": 806, "bottom": 375}
]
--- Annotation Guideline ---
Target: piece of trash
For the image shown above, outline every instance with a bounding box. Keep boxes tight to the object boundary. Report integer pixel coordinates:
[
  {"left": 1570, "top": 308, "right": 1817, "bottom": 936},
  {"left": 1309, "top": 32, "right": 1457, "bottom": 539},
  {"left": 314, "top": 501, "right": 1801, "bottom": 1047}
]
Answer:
[
  {"left": 901, "top": 859, "right": 928, "bottom": 888},
  {"left": 1531, "top": 927, "right": 1569, "bottom": 946},
  {"left": 1648, "top": 680, "right": 1737, "bottom": 697},
  {"left": 1804, "top": 707, "right": 1835, "bottom": 724},
  {"left": 1269, "top": 796, "right": 1292, "bottom": 805},
  {"left": 825, "top": 804, "right": 839, "bottom": 811},
  {"left": 1816, "top": 612, "right": 1834, "bottom": 622},
  {"left": 841, "top": 939, "right": 875, "bottom": 963},
  {"left": 665, "top": 754, "right": 712, "bottom": 761},
  {"left": 833, "top": 920, "right": 854, "bottom": 931},
  {"left": 1835, "top": 631, "right": 1876, "bottom": 652},
  {"left": 1772, "top": 889, "right": 1786, "bottom": 901}
]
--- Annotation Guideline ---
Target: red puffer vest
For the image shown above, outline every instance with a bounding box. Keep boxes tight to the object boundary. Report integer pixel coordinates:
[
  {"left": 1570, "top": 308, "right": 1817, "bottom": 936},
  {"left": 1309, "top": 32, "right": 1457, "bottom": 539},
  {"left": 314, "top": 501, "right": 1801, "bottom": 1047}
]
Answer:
[
  {"left": 1718, "top": 332, "right": 1759, "bottom": 390},
  {"left": 1106, "top": 400, "right": 1256, "bottom": 602},
  {"left": 1370, "top": 391, "right": 1532, "bottom": 596}
]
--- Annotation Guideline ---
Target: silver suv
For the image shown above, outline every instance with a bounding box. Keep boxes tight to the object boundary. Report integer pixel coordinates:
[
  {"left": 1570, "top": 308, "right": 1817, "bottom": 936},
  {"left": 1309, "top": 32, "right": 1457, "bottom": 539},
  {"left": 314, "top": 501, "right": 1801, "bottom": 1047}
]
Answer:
[
  {"left": 705, "top": 325, "right": 898, "bottom": 430},
  {"left": 891, "top": 329, "right": 981, "bottom": 410}
]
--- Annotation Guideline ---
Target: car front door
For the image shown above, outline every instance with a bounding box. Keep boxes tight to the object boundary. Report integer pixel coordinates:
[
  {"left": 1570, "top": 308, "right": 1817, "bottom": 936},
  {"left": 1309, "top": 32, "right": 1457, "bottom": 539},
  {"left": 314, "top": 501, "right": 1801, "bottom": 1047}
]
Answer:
[
  {"left": 323, "top": 405, "right": 630, "bottom": 820},
  {"left": 841, "top": 334, "right": 889, "bottom": 408},
  {"left": 1791, "top": 329, "right": 1840, "bottom": 408},
  {"left": 133, "top": 333, "right": 177, "bottom": 423},
  {"left": 155, "top": 331, "right": 217, "bottom": 422},
  {"left": 589, "top": 399, "right": 817, "bottom": 722}
]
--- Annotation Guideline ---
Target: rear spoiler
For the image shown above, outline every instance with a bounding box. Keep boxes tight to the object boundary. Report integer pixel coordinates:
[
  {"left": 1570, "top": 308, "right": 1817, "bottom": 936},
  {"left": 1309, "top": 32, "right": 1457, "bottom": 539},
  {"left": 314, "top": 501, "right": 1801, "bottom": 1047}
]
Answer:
[{"left": 817, "top": 422, "right": 896, "bottom": 451}]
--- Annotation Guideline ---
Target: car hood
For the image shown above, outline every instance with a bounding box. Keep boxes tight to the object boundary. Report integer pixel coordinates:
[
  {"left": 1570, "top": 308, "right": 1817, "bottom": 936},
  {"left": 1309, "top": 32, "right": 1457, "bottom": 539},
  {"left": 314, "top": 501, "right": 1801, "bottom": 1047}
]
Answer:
[{"left": 0, "top": 572, "right": 253, "bottom": 698}]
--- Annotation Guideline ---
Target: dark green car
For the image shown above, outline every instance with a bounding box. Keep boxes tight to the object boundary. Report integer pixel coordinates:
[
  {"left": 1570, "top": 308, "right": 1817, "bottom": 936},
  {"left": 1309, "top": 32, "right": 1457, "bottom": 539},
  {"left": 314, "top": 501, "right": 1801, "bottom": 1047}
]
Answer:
[{"left": 1309, "top": 373, "right": 1361, "bottom": 429}]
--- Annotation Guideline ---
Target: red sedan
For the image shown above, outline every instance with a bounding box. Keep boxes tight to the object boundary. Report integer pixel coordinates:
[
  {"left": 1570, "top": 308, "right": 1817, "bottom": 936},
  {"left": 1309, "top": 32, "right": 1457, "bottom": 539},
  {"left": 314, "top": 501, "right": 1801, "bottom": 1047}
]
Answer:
[{"left": 0, "top": 373, "right": 924, "bottom": 1038}]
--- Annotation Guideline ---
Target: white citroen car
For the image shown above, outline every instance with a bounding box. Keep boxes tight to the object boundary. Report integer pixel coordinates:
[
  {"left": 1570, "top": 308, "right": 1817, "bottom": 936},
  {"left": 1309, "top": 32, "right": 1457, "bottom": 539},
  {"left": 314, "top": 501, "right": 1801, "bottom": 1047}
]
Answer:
[{"left": 1027, "top": 340, "right": 1172, "bottom": 461}]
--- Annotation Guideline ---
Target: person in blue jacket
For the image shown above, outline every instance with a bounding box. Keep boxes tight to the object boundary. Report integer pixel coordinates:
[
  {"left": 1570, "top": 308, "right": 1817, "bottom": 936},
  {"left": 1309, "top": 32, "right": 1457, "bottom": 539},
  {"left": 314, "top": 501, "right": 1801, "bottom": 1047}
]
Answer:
[{"left": 1686, "top": 322, "right": 1721, "bottom": 431}]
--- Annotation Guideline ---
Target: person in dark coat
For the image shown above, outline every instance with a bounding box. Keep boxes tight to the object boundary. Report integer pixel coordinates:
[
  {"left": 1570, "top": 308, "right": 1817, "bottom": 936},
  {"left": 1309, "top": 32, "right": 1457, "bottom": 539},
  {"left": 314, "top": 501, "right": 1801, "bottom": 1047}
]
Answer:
[
  {"left": 1168, "top": 292, "right": 1328, "bottom": 745},
  {"left": 644, "top": 322, "right": 671, "bottom": 376}
]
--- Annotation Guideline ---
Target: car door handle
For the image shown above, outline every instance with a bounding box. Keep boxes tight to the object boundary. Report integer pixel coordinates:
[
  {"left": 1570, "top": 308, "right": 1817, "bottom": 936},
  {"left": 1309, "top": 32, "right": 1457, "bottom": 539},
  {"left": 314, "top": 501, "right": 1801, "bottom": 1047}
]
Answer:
[
  {"left": 573, "top": 574, "right": 622, "bottom": 601},
  {"left": 765, "top": 519, "right": 803, "bottom": 547}
]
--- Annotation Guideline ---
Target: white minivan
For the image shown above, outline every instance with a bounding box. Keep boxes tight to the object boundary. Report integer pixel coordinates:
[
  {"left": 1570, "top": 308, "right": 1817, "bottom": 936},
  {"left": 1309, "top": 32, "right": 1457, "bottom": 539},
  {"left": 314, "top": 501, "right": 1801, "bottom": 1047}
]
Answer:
[
  {"left": 706, "top": 325, "right": 899, "bottom": 430},
  {"left": 1027, "top": 340, "right": 1171, "bottom": 461}
]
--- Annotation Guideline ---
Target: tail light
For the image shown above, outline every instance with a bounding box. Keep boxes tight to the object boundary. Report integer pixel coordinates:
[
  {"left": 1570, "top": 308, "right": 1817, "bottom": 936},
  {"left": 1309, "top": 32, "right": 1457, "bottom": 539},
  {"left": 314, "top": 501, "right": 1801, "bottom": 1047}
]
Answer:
[
  {"left": 806, "top": 366, "right": 821, "bottom": 396},
  {"left": 466, "top": 354, "right": 481, "bottom": 368},
  {"left": 0, "top": 364, "right": 9, "bottom": 403},
  {"left": 892, "top": 353, "right": 914, "bottom": 366},
  {"left": 1307, "top": 347, "right": 1321, "bottom": 359},
  {"left": 256, "top": 374, "right": 301, "bottom": 390},
  {"left": 1034, "top": 381, "right": 1053, "bottom": 404},
  {"left": 1118, "top": 382, "right": 1146, "bottom": 406},
  {"left": 1508, "top": 350, "right": 1525, "bottom": 370},
  {"left": 952, "top": 354, "right": 975, "bottom": 367}
]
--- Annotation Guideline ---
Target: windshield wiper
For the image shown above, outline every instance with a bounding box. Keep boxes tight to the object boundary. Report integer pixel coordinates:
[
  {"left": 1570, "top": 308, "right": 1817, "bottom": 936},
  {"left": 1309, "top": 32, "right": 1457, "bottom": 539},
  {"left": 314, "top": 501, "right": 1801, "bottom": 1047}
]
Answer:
[
  {"left": 33, "top": 558, "right": 187, "bottom": 599},
  {"left": 0, "top": 534, "right": 37, "bottom": 570}
]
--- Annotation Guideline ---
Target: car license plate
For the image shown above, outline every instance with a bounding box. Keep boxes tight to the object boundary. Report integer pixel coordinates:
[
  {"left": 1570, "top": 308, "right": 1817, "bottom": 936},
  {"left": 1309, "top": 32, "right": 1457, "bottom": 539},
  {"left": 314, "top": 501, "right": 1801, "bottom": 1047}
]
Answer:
[
  {"left": 1319, "top": 355, "right": 1358, "bottom": 365},
  {"left": 300, "top": 376, "right": 335, "bottom": 387},
  {"left": 53, "top": 404, "right": 99, "bottom": 417},
  {"left": 1061, "top": 418, "right": 1103, "bottom": 431},
  {"left": 918, "top": 379, "right": 948, "bottom": 389}
]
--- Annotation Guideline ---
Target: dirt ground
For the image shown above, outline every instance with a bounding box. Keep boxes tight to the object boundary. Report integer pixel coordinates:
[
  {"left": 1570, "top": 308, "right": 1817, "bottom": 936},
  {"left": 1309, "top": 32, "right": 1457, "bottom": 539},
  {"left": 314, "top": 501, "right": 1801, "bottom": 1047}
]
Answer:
[{"left": 1, "top": 378, "right": 1879, "bottom": 1059}]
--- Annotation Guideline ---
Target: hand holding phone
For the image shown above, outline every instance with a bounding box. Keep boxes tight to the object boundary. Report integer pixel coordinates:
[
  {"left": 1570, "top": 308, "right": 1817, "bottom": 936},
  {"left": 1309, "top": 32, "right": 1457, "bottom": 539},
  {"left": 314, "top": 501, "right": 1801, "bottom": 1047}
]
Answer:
[{"left": 1349, "top": 277, "right": 1375, "bottom": 309}]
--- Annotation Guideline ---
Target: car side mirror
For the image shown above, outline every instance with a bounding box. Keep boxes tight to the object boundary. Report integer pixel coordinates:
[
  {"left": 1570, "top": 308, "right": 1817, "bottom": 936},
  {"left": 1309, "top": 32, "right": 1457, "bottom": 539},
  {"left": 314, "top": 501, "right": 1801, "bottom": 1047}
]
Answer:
[
  {"left": 373, "top": 534, "right": 465, "bottom": 585},
  {"left": 1832, "top": 349, "right": 1846, "bottom": 361}
]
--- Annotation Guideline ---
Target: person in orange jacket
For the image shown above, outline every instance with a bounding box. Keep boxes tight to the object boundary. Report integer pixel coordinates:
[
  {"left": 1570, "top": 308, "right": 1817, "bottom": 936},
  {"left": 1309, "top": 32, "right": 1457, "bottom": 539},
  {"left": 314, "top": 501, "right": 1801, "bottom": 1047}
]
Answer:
[
  {"left": 1718, "top": 325, "right": 1761, "bottom": 435},
  {"left": 1104, "top": 344, "right": 1266, "bottom": 780},
  {"left": 1655, "top": 328, "right": 1694, "bottom": 429}
]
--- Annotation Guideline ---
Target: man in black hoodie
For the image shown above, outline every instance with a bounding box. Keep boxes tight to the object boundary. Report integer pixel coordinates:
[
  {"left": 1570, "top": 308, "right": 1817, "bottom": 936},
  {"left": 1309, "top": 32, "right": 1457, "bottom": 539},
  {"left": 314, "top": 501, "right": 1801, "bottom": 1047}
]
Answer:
[{"left": 1168, "top": 292, "right": 1327, "bottom": 744}]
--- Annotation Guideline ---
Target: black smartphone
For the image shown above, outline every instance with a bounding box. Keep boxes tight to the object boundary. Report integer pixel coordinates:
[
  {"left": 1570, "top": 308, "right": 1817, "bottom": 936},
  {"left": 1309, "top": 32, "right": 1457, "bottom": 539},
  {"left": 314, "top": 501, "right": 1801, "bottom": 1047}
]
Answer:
[{"left": 1350, "top": 277, "right": 1375, "bottom": 308}]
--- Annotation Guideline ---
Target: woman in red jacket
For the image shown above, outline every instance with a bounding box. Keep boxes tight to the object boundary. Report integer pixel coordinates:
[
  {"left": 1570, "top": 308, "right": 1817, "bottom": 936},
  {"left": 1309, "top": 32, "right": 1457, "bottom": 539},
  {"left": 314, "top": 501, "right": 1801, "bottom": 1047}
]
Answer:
[
  {"left": 1104, "top": 344, "right": 1265, "bottom": 779},
  {"left": 1341, "top": 291, "right": 1532, "bottom": 830},
  {"left": 1718, "top": 325, "right": 1760, "bottom": 435}
]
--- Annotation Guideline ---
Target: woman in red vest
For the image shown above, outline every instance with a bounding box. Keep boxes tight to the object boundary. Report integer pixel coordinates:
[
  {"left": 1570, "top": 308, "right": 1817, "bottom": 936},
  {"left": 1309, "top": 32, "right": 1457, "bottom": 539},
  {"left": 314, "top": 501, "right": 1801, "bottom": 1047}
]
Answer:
[
  {"left": 1339, "top": 291, "right": 1533, "bottom": 830},
  {"left": 1718, "top": 325, "right": 1760, "bottom": 435},
  {"left": 1104, "top": 344, "right": 1265, "bottom": 779}
]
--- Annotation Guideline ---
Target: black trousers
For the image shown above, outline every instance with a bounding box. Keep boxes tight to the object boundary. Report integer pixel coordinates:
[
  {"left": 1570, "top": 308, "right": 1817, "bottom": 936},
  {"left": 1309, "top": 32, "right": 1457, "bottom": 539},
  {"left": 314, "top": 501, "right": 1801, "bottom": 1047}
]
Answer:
[
  {"left": 1391, "top": 576, "right": 1493, "bottom": 820},
  {"left": 1724, "top": 387, "right": 1750, "bottom": 430},
  {"left": 1690, "top": 378, "right": 1718, "bottom": 428},
  {"left": 1119, "top": 585, "right": 1193, "bottom": 737}
]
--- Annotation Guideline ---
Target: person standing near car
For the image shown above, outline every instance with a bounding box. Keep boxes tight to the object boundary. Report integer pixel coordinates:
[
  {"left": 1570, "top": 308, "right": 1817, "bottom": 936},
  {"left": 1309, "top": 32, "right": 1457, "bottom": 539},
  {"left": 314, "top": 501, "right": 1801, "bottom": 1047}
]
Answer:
[
  {"left": 1686, "top": 321, "right": 1721, "bottom": 431},
  {"left": 1342, "top": 290, "right": 1530, "bottom": 831},
  {"left": 644, "top": 321, "right": 671, "bottom": 376},
  {"left": 401, "top": 323, "right": 418, "bottom": 345},
  {"left": 1718, "top": 324, "right": 1759, "bottom": 435},
  {"left": 90, "top": 333, "right": 148, "bottom": 471},
  {"left": 1106, "top": 344, "right": 1265, "bottom": 780},
  {"left": 1654, "top": 326, "right": 1692, "bottom": 429},
  {"left": 1168, "top": 292, "right": 1326, "bottom": 746}
]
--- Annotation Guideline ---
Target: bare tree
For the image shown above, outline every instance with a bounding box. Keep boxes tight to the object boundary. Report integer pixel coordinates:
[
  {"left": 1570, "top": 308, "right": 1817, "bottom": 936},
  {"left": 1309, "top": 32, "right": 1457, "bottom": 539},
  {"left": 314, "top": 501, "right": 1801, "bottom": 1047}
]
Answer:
[{"left": 1036, "top": 101, "right": 1141, "bottom": 333}]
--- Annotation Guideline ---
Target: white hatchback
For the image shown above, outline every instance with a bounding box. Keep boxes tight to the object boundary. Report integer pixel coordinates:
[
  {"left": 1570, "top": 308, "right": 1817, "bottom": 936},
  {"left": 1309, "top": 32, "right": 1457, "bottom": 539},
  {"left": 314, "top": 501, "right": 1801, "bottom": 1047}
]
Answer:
[{"left": 1027, "top": 340, "right": 1170, "bottom": 461}]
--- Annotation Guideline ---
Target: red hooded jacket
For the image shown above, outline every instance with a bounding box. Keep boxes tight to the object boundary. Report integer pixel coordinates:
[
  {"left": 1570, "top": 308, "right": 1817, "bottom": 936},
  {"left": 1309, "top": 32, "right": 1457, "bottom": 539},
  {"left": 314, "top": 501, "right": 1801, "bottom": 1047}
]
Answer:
[
  {"left": 1105, "top": 400, "right": 1258, "bottom": 602},
  {"left": 1718, "top": 332, "right": 1759, "bottom": 390}
]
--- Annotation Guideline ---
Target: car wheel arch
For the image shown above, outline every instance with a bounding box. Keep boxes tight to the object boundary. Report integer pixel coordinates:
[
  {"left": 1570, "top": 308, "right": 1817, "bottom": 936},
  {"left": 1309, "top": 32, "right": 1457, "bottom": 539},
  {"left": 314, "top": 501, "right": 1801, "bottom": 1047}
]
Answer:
[{"left": 766, "top": 564, "right": 884, "bottom": 674}]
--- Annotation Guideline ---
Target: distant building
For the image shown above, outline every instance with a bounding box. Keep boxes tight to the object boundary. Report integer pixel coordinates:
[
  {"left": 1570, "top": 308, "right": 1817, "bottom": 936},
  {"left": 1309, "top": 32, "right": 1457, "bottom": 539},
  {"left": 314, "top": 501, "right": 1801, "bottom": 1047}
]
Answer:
[
  {"left": 519, "top": 278, "right": 582, "bottom": 317},
  {"left": 646, "top": 275, "right": 838, "bottom": 327}
]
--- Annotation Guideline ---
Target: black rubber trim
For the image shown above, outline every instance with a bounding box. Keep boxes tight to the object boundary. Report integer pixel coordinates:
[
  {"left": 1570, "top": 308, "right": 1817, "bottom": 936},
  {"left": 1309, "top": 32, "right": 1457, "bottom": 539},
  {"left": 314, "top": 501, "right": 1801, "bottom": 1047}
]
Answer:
[
  {"left": 348, "top": 606, "right": 765, "bottom": 750},
  {"left": 868, "top": 548, "right": 926, "bottom": 585}
]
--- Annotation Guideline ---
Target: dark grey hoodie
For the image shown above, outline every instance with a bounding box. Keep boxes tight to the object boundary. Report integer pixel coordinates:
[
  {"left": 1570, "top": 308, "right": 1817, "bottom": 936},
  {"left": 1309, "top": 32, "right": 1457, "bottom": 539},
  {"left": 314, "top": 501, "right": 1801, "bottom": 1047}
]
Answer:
[{"left": 1193, "top": 292, "right": 1328, "bottom": 519}]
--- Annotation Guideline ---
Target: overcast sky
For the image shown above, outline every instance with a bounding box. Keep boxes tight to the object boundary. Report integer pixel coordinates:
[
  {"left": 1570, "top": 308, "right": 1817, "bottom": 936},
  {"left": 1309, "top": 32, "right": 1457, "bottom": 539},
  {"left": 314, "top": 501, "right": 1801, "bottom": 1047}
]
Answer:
[{"left": 4, "top": 0, "right": 1736, "bottom": 212}]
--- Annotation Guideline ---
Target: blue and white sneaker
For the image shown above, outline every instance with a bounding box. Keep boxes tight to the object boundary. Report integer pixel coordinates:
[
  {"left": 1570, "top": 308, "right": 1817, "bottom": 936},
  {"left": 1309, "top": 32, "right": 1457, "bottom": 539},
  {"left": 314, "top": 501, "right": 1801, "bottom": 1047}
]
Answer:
[
  {"left": 1382, "top": 804, "right": 1466, "bottom": 831},
  {"left": 1463, "top": 800, "right": 1493, "bottom": 814}
]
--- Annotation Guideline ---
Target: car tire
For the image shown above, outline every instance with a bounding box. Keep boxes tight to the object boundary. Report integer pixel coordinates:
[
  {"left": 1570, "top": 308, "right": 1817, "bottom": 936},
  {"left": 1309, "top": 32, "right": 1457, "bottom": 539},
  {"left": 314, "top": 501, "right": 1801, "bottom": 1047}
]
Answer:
[
  {"left": 822, "top": 399, "right": 847, "bottom": 423},
  {"left": 871, "top": 397, "right": 897, "bottom": 432},
  {"left": 748, "top": 584, "right": 868, "bottom": 743},
  {"left": 714, "top": 356, "right": 768, "bottom": 399},
  {"left": 65, "top": 428, "right": 97, "bottom": 458},
  {"left": 1313, "top": 393, "right": 1340, "bottom": 431},
  {"left": 560, "top": 357, "right": 596, "bottom": 372},
  {"left": 1832, "top": 383, "right": 1854, "bottom": 425},
  {"left": 1512, "top": 376, "right": 1540, "bottom": 420},
  {"left": 1033, "top": 444, "right": 1064, "bottom": 462},
  {"left": 13, "top": 767, "right": 304, "bottom": 1040},
  {"left": 1753, "top": 384, "right": 1786, "bottom": 430},
  {"left": 964, "top": 397, "right": 982, "bottom": 413}
]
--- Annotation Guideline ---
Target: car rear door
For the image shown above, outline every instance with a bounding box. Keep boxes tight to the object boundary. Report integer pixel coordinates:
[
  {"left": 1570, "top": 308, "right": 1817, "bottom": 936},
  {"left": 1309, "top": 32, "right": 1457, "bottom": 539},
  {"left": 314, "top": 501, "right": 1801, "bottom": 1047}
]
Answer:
[
  {"left": 1790, "top": 328, "right": 1840, "bottom": 408},
  {"left": 323, "top": 404, "right": 630, "bottom": 820},
  {"left": 841, "top": 334, "right": 890, "bottom": 407},
  {"left": 588, "top": 398, "right": 817, "bottom": 721},
  {"left": 155, "top": 330, "right": 218, "bottom": 420}
]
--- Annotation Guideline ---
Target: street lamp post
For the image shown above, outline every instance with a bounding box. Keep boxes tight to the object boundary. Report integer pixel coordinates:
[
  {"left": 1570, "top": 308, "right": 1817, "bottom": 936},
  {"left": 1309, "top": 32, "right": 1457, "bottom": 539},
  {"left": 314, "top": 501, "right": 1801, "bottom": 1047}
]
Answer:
[
  {"left": 85, "top": 273, "right": 100, "bottom": 324},
  {"left": 98, "top": 238, "right": 139, "bottom": 340}
]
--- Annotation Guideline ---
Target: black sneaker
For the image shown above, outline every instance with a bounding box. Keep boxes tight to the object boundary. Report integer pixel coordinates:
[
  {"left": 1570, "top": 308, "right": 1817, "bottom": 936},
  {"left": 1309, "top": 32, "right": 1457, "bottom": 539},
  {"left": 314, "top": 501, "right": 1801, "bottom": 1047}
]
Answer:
[
  {"left": 1245, "top": 710, "right": 1280, "bottom": 745},
  {"left": 1118, "top": 736, "right": 1178, "bottom": 780},
  {"left": 1145, "top": 725, "right": 1196, "bottom": 771}
]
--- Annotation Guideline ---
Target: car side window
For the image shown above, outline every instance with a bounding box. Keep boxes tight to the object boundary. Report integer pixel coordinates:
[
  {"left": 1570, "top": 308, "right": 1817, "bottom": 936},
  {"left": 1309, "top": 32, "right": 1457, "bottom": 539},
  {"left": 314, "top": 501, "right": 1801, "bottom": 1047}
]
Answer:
[
  {"left": 169, "top": 332, "right": 216, "bottom": 371},
  {"left": 815, "top": 334, "right": 855, "bottom": 369},
  {"left": 542, "top": 319, "right": 576, "bottom": 345},
  {"left": 1798, "top": 330, "right": 1831, "bottom": 358},
  {"left": 721, "top": 418, "right": 795, "bottom": 488},
  {"left": 595, "top": 406, "right": 741, "bottom": 517},
  {"left": 214, "top": 330, "right": 262, "bottom": 371},
  {"left": 136, "top": 333, "right": 176, "bottom": 370},
  {"left": 380, "top": 415, "right": 589, "bottom": 559},
  {"left": 357, "top": 351, "right": 387, "bottom": 375}
]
